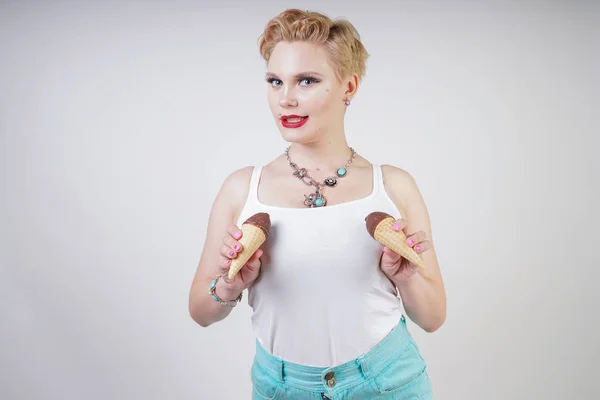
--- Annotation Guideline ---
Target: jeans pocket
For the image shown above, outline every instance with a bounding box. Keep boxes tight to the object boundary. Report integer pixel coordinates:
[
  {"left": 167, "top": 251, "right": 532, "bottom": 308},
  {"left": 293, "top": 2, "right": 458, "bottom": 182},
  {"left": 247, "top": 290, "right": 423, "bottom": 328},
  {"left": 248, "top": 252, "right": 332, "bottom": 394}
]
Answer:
[
  {"left": 251, "top": 361, "right": 284, "bottom": 400},
  {"left": 371, "top": 341, "right": 431, "bottom": 397}
]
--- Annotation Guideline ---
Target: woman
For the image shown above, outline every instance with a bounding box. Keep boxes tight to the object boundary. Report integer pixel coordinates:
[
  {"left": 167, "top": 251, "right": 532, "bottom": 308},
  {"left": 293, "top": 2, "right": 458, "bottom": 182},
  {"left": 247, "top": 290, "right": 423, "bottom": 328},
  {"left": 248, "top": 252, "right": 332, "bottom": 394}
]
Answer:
[{"left": 189, "top": 9, "right": 446, "bottom": 399}]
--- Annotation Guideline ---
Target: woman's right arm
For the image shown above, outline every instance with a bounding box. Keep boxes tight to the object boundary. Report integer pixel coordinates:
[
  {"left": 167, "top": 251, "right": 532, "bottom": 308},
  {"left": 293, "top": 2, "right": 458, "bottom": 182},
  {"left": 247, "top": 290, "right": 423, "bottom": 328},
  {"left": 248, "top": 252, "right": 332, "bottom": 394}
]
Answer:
[{"left": 188, "top": 166, "right": 255, "bottom": 327}]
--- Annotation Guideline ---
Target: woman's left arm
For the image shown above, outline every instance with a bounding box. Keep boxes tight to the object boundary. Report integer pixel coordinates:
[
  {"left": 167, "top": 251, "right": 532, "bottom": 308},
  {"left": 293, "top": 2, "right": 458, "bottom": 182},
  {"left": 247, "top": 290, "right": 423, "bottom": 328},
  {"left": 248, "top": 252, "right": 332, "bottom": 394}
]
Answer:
[{"left": 381, "top": 165, "right": 447, "bottom": 333}]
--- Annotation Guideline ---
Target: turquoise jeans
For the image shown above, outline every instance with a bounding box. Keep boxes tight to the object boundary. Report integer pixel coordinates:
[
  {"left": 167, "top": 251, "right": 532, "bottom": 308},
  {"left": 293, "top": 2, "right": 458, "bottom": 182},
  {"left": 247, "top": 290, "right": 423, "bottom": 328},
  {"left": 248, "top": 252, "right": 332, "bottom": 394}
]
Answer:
[{"left": 251, "top": 315, "right": 433, "bottom": 399}]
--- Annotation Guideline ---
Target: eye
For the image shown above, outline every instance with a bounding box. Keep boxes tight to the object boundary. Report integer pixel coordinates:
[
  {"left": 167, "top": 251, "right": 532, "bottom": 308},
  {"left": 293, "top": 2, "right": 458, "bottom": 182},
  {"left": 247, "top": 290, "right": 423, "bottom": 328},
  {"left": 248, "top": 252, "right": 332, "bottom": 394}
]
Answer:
[
  {"left": 266, "top": 77, "right": 282, "bottom": 87},
  {"left": 299, "top": 76, "right": 320, "bottom": 86}
]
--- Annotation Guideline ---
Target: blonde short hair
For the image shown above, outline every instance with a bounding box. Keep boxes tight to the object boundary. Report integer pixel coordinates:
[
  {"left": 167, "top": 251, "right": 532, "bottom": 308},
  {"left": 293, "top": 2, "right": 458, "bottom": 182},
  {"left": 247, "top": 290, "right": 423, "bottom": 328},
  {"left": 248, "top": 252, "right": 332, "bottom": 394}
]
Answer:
[{"left": 258, "top": 9, "right": 369, "bottom": 82}]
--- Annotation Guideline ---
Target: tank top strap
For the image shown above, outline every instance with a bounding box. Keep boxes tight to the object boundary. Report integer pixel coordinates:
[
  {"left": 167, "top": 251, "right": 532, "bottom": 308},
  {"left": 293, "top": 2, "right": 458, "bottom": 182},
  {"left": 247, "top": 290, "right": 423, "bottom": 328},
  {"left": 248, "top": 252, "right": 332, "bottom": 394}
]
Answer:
[
  {"left": 248, "top": 165, "right": 263, "bottom": 204},
  {"left": 373, "top": 163, "right": 383, "bottom": 195}
]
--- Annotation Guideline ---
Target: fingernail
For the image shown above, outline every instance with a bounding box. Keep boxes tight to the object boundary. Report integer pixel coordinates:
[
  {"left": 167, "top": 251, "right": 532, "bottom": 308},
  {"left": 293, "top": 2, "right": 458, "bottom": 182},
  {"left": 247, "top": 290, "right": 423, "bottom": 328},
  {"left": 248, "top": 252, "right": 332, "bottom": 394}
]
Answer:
[
  {"left": 226, "top": 259, "right": 231, "bottom": 265},
  {"left": 407, "top": 239, "right": 414, "bottom": 246},
  {"left": 229, "top": 250, "right": 235, "bottom": 256},
  {"left": 393, "top": 223, "right": 400, "bottom": 231},
  {"left": 234, "top": 231, "right": 242, "bottom": 239},
  {"left": 415, "top": 245, "right": 421, "bottom": 252},
  {"left": 234, "top": 244, "right": 241, "bottom": 251}
]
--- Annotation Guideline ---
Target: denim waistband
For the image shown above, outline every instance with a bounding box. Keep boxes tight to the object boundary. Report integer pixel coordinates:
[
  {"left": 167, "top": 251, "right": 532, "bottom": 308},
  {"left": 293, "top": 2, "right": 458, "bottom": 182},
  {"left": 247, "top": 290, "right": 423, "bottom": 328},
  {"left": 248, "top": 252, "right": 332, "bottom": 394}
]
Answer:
[{"left": 253, "top": 315, "right": 412, "bottom": 393}]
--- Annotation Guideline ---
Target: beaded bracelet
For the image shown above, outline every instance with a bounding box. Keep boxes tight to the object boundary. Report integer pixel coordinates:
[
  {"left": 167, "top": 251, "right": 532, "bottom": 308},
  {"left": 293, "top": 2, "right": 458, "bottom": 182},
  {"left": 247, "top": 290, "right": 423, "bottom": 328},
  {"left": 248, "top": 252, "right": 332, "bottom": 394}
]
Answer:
[{"left": 209, "top": 275, "right": 243, "bottom": 307}]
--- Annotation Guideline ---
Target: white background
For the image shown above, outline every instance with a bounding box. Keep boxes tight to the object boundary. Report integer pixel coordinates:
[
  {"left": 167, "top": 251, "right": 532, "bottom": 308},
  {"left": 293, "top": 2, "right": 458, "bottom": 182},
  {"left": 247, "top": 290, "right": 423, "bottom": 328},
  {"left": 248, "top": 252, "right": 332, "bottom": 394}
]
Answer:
[{"left": 1, "top": 1, "right": 598, "bottom": 399}]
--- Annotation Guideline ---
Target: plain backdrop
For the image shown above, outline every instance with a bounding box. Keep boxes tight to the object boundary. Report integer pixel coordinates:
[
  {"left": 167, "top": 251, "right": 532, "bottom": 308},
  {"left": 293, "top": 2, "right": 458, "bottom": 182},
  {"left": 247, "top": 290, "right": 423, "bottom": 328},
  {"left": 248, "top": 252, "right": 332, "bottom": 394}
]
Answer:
[{"left": 1, "top": 1, "right": 598, "bottom": 399}]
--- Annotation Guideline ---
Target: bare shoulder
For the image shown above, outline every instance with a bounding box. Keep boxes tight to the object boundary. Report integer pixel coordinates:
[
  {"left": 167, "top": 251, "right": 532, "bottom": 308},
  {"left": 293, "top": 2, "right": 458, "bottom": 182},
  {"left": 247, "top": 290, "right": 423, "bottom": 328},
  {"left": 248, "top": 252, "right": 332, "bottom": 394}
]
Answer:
[
  {"left": 219, "top": 165, "right": 255, "bottom": 223},
  {"left": 380, "top": 164, "right": 432, "bottom": 238},
  {"left": 380, "top": 164, "right": 416, "bottom": 185},
  {"left": 223, "top": 165, "right": 254, "bottom": 189},
  {"left": 380, "top": 164, "right": 421, "bottom": 209}
]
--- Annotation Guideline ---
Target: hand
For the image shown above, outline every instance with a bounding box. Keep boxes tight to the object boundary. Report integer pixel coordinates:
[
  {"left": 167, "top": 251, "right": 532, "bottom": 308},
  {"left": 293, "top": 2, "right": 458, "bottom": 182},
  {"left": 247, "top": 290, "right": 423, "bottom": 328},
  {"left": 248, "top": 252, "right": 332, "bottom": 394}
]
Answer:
[
  {"left": 379, "top": 218, "right": 432, "bottom": 282},
  {"left": 216, "top": 224, "right": 264, "bottom": 300}
]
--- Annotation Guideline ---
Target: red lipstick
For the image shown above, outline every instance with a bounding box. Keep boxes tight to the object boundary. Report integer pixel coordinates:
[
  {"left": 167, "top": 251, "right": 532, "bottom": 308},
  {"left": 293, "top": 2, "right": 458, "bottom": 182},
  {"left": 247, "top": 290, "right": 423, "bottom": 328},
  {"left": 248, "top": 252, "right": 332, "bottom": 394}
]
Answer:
[{"left": 280, "top": 114, "right": 309, "bottom": 128}]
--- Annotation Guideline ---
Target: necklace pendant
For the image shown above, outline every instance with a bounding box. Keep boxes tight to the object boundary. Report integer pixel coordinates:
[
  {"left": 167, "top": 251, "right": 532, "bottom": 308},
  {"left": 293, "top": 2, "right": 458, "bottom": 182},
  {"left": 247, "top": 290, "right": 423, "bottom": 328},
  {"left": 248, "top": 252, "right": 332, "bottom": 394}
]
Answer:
[
  {"left": 303, "top": 191, "right": 327, "bottom": 208},
  {"left": 324, "top": 176, "right": 337, "bottom": 187},
  {"left": 336, "top": 168, "right": 347, "bottom": 177}
]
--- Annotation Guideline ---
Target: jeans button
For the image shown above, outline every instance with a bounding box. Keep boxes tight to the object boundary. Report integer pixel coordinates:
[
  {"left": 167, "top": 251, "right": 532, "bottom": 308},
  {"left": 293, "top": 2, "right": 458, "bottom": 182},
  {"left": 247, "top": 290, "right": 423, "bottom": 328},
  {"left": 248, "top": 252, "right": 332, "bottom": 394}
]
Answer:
[{"left": 325, "top": 371, "right": 336, "bottom": 387}]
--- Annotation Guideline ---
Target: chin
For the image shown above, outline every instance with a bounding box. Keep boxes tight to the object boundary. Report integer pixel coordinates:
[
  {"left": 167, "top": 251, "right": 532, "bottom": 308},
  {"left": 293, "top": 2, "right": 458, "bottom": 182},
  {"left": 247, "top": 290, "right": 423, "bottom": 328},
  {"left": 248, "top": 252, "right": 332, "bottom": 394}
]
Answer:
[
  {"left": 280, "top": 130, "right": 317, "bottom": 144},
  {"left": 279, "top": 123, "right": 321, "bottom": 140}
]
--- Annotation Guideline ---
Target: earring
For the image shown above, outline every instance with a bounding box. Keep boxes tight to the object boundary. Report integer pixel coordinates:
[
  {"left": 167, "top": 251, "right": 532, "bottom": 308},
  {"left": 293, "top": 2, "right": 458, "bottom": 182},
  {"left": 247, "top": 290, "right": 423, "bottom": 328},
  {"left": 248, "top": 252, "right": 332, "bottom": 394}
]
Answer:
[{"left": 345, "top": 98, "right": 351, "bottom": 106}]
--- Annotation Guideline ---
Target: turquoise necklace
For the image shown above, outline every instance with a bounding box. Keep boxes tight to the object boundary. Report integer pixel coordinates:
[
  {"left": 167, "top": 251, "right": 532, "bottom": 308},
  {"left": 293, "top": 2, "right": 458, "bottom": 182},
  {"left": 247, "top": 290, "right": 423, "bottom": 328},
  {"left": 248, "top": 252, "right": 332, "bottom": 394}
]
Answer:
[{"left": 285, "top": 146, "right": 357, "bottom": 208}]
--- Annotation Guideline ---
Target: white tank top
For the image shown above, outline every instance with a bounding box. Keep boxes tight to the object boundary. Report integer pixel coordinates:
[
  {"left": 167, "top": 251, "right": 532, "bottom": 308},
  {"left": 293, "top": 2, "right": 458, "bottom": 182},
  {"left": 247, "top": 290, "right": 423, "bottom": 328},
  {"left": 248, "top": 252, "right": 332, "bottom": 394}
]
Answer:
[{"left": 236, "top": 164, "right": 405, "bottom": 367}]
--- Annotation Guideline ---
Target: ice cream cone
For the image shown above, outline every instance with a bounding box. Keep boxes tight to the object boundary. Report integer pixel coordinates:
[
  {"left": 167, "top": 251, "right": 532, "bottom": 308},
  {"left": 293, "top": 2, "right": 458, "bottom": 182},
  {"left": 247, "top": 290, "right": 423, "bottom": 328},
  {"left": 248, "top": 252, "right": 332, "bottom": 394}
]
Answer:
[
  {"left": 365, "top": 211, "right": 426, "bottom": 269},
  {"left": 228, "top": 212, "right": 271, "bottom": 280}
]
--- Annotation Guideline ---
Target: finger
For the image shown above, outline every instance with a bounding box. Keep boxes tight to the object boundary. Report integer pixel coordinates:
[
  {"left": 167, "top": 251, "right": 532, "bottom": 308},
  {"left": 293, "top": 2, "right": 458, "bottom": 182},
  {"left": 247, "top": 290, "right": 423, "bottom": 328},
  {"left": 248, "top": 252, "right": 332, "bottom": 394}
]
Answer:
[
  {"left": 406, "top": 231, "right": 426, "bottom": 247},
  {"left": 227, "top": 225, "right": 243, "bottom": 241},
  {"left": 220, "top": 244, "right": 238, "bottom": 259},
  {"left": 218, "top": 255, "right": 231, "bottom": 276},
  {"left": 413, "top": 240, "right": 432, "bottom": 253},
  {"left": 244, "top": 249, "right": 264, "bottom": 274},
  {"left": 222, "top": 235, "right": 243, "bottom": 254},
  {"left": 392, "top": 218, "right": 408, "bottom": 232},
  {"left": 382, "top": 246, "right": 402, "bottom": 263}
]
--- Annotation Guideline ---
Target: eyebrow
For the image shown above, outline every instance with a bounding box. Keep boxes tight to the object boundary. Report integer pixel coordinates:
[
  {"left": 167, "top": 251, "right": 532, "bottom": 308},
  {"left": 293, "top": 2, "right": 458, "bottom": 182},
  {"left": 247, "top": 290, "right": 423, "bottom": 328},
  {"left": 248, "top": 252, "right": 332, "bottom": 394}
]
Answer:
[{"left": 265, "top": 71, "right": 324, "bottom": 79}]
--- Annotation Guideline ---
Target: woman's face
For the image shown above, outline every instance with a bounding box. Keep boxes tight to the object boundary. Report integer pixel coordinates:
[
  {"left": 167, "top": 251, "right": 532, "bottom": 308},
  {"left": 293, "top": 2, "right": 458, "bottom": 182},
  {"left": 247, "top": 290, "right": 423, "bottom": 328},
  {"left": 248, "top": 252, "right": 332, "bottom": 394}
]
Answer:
[{"left": 266, "top": 41, "right": 351, "bottom": 143}]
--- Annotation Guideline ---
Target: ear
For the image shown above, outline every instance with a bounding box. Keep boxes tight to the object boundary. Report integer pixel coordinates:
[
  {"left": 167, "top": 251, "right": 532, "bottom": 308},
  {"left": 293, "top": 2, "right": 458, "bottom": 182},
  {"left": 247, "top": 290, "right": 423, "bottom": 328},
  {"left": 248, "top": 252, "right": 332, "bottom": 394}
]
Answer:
[{"left": 343, "top": 73, "right": 359, "bottom": 101}]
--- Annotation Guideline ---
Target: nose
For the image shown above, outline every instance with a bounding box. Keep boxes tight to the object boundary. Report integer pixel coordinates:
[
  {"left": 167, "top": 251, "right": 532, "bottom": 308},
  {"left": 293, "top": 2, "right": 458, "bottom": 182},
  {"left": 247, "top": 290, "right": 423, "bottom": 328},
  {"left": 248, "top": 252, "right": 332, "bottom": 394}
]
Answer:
[
  {"left": 279, "top": 88, "right": 298, "bottom": 108},
  {"left": 279, "top": 97, "right": 298, "bottom": 107}
]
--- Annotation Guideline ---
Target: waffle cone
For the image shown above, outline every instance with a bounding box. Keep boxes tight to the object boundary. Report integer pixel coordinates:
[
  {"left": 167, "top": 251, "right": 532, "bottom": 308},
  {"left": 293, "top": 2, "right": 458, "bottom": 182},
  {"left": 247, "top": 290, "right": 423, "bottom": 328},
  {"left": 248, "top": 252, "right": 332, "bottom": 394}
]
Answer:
[
  {"left": 228, "top": 213, "right": 270, "bottom": 280},
  {"left": 366, "top": 212, "right": 426, "bottom": 269}
]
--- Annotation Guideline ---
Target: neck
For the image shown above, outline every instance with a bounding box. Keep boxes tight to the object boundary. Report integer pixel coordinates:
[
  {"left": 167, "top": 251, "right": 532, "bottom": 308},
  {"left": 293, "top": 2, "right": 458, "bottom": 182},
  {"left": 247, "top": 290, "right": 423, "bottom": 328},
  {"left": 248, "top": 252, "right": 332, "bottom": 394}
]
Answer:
[{"left": 286, "top": 139, "right": 353, "bottom": 172}]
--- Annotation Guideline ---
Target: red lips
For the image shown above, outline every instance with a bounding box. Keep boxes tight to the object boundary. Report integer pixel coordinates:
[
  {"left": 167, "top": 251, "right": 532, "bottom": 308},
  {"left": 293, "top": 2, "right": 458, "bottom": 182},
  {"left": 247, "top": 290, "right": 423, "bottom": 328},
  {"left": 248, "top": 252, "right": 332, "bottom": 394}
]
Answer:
[{"left": 280, "top": 114, "right": 309, "bottom": 129}]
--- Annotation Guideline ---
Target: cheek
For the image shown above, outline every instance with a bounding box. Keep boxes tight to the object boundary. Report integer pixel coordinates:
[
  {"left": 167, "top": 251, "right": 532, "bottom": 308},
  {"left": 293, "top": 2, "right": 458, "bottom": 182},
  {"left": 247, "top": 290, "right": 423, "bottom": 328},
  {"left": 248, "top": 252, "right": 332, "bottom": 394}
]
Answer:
[
  {"left": 298, "top": 88, "right": 336, "bottom": 113},
  {"left": 267, "top": 90, "right": 279, "bottom": 112}
]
